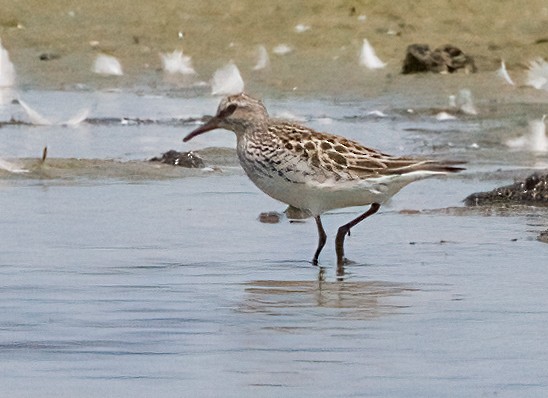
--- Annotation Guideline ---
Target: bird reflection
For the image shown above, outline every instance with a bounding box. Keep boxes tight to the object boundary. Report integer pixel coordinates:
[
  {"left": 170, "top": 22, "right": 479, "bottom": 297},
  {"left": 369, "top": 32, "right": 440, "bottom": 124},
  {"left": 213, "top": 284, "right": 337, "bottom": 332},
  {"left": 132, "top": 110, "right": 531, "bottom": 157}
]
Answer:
[{"left": 240, "top": 270, "right": 416, "bottom": 320}]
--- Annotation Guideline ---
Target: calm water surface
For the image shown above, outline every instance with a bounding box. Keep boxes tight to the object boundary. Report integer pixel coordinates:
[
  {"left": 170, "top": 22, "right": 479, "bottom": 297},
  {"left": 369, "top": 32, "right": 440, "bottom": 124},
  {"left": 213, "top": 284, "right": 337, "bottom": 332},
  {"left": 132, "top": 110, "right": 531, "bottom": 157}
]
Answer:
[{"left": 1, "top": 89, "right": 547, "bottom": 397}]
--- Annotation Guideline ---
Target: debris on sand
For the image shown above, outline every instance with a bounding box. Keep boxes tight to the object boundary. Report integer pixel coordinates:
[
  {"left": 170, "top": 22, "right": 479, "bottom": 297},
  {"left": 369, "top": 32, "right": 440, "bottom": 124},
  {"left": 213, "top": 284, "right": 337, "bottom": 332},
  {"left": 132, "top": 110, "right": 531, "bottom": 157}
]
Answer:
[
  {"left": 149, "top": 150, "right": 205, "bottom": 168},
  {"left": 538, "top": 230, "right": 548, "bottom": 244},
  {"left": 465, "top": 173, "right": 548, "bottom": 243},
  {"left": 402, "top": 44, "right": 476, "bottom": 74},
  {"left": 464, "top": 173, "right": 548, "bottom": 206}
]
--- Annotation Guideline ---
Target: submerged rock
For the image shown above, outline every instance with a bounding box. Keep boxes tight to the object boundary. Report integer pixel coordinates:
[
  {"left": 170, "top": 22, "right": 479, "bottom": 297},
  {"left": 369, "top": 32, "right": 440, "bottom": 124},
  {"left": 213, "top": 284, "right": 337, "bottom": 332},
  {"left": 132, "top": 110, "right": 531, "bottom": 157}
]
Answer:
[
  {"left": 402, "top": 44, "right": 476, "bottom": 74},
  {"left": 149, "top": 150, "right": 204, "bottom": 168},
  {"left": 258, "top": 206, "right": 312, "bottom": 224},
  {"left": 258, "top": 211, "right": 283, "bottom": 224},
  {"left": 464, "top": 173, "right": 548, "bottom": 206},
  {"left": 284, "top": 205, "right": 312, "bottom": 220}
]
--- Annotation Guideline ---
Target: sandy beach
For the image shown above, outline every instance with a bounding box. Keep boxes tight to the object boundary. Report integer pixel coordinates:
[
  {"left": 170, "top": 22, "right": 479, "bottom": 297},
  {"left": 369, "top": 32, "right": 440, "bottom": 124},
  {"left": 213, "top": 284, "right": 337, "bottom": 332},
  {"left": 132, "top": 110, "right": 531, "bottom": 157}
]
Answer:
[{"left": 1, "top": 0, "right": 547, "bottom": 95}]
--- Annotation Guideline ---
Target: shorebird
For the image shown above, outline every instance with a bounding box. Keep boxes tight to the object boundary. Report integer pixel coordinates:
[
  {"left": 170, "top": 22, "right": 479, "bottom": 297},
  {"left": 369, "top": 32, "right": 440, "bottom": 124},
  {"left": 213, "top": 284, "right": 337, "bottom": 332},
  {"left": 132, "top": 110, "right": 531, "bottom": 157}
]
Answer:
[{"left": 183, "top": 93, "right": 464, "bottom": 272}]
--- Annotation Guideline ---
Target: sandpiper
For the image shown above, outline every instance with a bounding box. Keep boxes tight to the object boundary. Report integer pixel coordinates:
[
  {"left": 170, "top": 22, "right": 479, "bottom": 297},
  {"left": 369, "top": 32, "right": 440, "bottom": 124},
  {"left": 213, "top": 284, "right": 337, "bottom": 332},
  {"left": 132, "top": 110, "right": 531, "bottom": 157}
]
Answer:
[{"left": 184, "top": 93, "right": 464, "bottom": 273}]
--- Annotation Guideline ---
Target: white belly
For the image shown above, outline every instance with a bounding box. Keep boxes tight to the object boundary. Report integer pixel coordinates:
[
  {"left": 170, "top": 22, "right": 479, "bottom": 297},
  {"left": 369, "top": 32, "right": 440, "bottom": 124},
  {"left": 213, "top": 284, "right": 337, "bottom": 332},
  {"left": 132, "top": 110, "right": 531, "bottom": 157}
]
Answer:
[{"left": 243, "top": 168, "right": 419, "bottom": 215}]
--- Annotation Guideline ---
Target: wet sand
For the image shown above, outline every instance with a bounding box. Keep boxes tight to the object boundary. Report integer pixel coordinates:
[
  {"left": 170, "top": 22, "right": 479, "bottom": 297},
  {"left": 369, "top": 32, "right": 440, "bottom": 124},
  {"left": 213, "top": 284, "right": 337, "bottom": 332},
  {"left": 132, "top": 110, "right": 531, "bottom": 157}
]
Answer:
[{"left": 1, "top": 0, "right": 547, "bottom": 95}]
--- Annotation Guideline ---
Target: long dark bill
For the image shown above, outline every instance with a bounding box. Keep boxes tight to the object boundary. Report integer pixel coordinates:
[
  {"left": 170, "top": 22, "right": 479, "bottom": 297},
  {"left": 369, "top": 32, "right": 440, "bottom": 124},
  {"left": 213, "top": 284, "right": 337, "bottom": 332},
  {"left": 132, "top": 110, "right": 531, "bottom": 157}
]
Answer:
[{"left": 183, "top": 116, "right": 221, "bottom": 142}]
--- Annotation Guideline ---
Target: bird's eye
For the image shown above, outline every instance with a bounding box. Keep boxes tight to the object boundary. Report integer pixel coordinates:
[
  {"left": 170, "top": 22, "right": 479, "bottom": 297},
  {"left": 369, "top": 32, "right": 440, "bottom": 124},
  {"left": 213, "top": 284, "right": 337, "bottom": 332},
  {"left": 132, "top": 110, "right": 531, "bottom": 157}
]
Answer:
[{"left": 219, "top": 104, "right": 237, "bottom": 118}]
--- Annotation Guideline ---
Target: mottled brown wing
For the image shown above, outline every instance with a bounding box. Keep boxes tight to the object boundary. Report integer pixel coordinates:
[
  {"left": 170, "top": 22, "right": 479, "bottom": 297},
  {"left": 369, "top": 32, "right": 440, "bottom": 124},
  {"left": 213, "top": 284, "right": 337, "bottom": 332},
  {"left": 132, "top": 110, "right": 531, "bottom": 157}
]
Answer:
[{"left": 267, "top": 121, "right": 464, "bottom": 181}]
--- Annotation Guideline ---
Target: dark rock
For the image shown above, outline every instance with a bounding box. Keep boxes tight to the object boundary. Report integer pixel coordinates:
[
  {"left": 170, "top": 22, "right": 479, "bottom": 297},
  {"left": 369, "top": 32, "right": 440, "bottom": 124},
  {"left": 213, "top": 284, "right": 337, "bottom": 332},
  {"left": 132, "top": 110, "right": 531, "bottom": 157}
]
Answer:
[
  {"left": 149, "top": 150, "right": 204, "bottom": 168},
  {"left": 402, "top": 44, "right": 476, "bottom": 74},
  {"left": 464, "top": 172, "right": 548, "bottom": 206},
  {"left": 39, "top": 53, "right": 61, "bottom": 61},
  {"left": 402, "top": 44, "right": 437, "bottom": 73}
]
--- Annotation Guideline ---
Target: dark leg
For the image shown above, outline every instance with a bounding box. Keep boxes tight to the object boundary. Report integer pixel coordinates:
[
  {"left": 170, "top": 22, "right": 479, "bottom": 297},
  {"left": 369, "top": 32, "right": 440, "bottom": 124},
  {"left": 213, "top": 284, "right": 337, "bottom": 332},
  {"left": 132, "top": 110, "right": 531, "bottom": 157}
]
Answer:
[
  {"left": 312, "top": 215, "right": 327, "bottom": 265},
  {"left": 335, "top": 203, "right": 381, "bottom": 270}
]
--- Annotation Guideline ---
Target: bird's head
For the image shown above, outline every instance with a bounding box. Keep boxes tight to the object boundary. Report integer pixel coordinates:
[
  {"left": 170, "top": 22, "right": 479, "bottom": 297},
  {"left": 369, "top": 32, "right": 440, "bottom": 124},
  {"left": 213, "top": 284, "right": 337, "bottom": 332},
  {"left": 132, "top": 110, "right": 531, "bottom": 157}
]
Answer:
[{"left": 183, "top": 93, "right": 268, "bottom": 142}]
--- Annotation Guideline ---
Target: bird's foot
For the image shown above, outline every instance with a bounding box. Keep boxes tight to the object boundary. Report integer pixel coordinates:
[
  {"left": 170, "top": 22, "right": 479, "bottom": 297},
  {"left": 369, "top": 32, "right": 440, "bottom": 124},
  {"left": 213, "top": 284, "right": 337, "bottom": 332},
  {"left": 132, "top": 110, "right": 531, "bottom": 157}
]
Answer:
[{"left": 337, "top": 257, "right": 356, "bottom": 267}]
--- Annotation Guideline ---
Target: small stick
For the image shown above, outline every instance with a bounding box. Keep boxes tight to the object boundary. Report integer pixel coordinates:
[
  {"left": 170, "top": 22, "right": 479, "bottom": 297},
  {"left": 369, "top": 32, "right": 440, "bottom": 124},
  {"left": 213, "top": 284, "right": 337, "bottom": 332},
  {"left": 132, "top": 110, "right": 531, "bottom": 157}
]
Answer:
[{"left": 41, "top": 146, "right": 48, "bottom": 163}]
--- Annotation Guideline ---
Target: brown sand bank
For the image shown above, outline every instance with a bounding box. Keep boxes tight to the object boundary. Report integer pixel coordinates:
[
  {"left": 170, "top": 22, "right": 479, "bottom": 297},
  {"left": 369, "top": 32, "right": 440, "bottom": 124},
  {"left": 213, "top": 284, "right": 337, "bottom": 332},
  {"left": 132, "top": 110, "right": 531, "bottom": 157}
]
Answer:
[{"left": 0, "top": 0, "right": 547, "bottom": 95}]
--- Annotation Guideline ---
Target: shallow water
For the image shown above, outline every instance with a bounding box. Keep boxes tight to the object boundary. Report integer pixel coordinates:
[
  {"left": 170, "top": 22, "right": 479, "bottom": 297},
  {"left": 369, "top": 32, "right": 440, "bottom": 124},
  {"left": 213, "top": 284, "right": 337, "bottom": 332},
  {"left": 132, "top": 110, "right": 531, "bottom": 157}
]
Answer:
[{"left": 1, "top": 88, "right": 548, "bottom": 397}]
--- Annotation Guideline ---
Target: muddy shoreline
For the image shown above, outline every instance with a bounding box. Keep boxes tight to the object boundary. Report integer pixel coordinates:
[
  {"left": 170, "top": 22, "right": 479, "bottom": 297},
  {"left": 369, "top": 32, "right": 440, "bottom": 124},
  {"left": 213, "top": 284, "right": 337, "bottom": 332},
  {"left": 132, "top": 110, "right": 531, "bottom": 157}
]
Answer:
[{"left": 1, "top": 0, "right": 547, "bottom": 95}]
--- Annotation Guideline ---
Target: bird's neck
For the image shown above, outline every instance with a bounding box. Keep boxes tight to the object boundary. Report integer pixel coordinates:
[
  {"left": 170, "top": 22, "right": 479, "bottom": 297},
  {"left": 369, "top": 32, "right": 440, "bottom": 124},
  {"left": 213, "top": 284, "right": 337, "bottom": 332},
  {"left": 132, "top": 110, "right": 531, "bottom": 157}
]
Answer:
[{"left": 234, "top": 118, "right": 269, "bottom": 141}]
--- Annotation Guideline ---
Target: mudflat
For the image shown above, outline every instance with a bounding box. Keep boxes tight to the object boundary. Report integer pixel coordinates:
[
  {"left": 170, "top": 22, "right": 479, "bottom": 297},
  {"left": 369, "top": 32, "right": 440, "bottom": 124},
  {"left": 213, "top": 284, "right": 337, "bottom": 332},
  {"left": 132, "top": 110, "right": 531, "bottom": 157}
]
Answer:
[{"left": 1, "top": 0, "right": 547, "bottom": 94}]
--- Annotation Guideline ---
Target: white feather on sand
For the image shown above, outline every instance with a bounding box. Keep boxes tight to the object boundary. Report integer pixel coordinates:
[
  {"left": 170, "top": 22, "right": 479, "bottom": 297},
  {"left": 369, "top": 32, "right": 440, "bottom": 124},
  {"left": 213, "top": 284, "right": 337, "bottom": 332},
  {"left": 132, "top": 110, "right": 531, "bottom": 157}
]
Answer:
[
  {"left": 211, "top": 62, "right": 244, "bottom": 96},
  {"left": 0, "top": 158, "right": 28, "bottom": 173},
  {"left": 525, "top": 58, "right": 548, "bottom": 90},
  {"left": 0, "top": 39, "right": 16, "bottom": 87},
  {"left": 359, "top": 39, "right": 386, "bottom": 69},
  {"left": 506, "top": 115, "right": 548, "bottom": 152},
  {"left": 456, "top": 89, "right": 477, "bottom": 115},
  {"left": 92, "top": 54, "right": 123, "bottom": 76},
  {"left": 63, "top": 108, "right": 91, "bottom": 126},
  {"left": 366, "top": 110, "right": 388, "bottom": 118},
  {"left": 435, "top": 111, "right": 457, "bottom": 121},
  {"left": 18, "top": 99, "right": 52, "bottom": 125},
  {"left": 253, "top": 45, "right": 270, "bottom": 71},
  {"left": 497, "top": 60, "right": 515, "bottom": 86},
  {"left": 273, "top": 44, "right": 293, "bottom": 55},
  {"left": 18, "top": 98, "right": 90, "bottom": 126},
  {"left": 160, "top": 50, "right": 196, "bottom": 75},
  {"left": 294, "top": 24, "right": 311, "bottom": 33}
]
